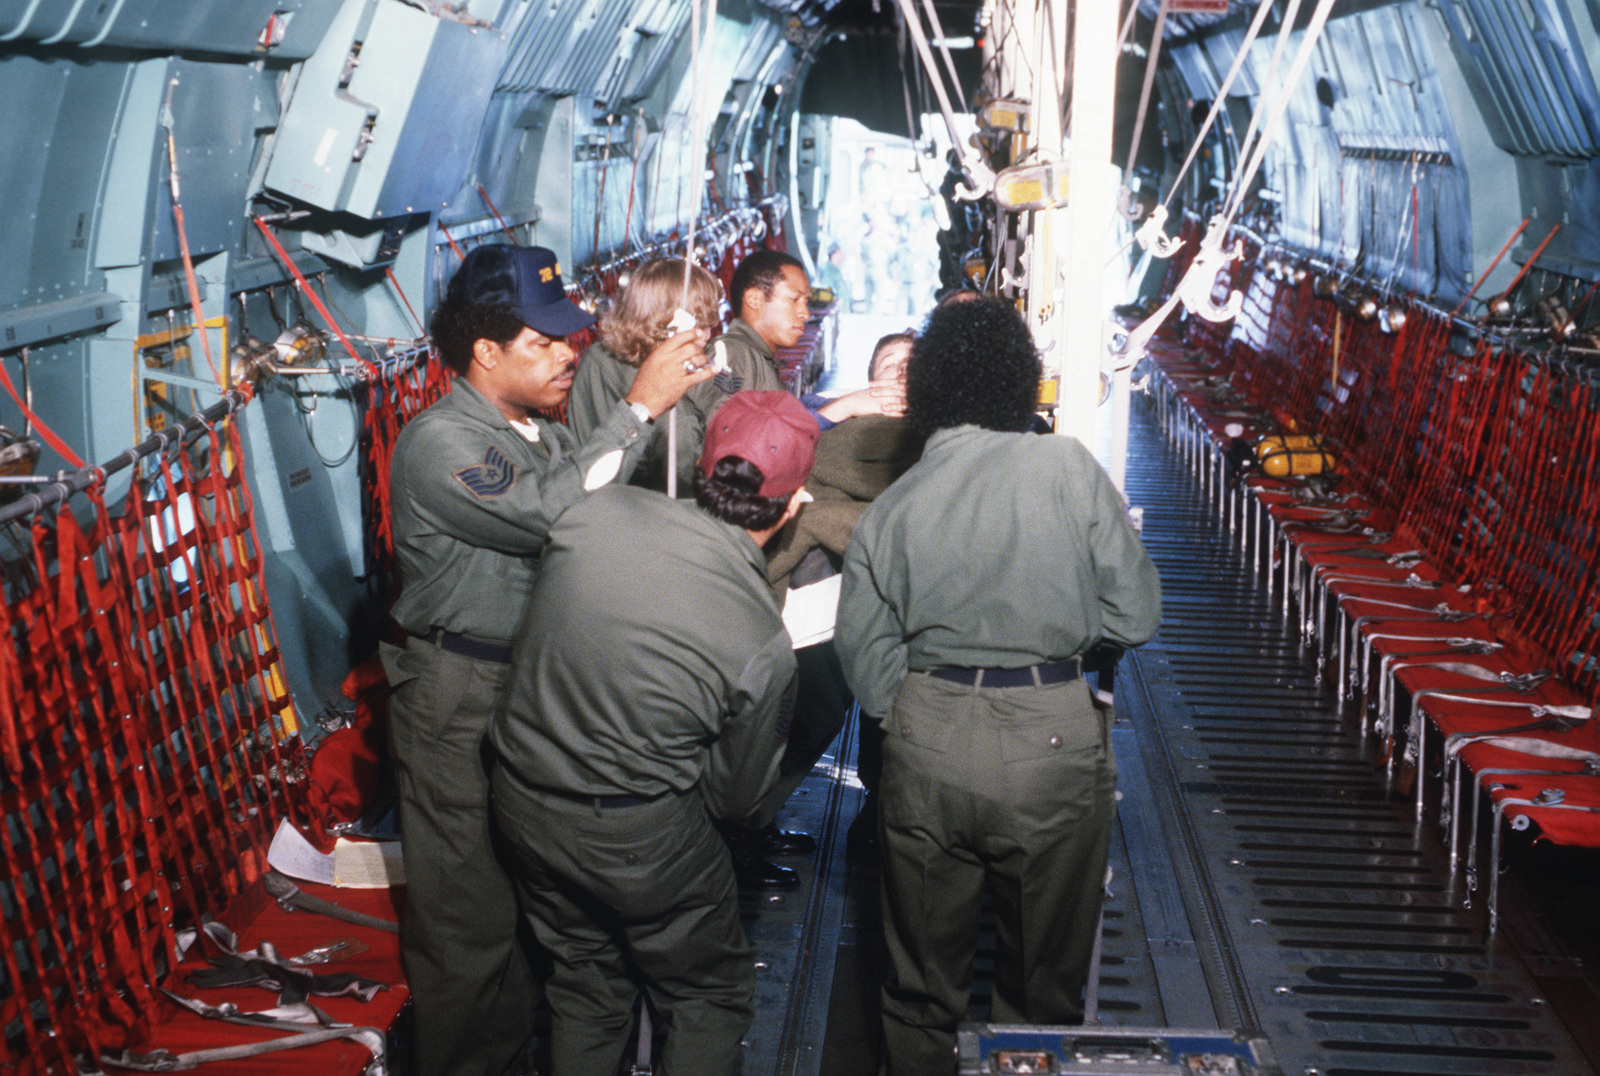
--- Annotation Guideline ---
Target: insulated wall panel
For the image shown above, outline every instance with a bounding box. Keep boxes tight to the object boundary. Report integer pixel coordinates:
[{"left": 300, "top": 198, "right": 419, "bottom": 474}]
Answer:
[
  {"left": 0, "top": 0, "right": 340, "bottom": 59},
  {"left": 0, "top": 54, "right": 126, "bottom": 316},
  {"left": 264, "top": 0, "right": 507, "bottom": 219},
  {"left": 1436, "top": 0, "right": 1600, "bottom": 157}
]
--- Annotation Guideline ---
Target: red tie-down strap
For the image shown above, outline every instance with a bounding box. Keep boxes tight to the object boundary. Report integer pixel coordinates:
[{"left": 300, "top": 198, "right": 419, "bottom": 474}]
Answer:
[
  {"left": 1353, "top": 307, "right": 1453, "bottom": 515},
  {"left": 0, "top": 356, "right": 86, "bottom": 468}
]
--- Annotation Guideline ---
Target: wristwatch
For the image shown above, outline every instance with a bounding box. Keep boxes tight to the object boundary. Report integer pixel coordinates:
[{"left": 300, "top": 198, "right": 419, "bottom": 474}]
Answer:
[{"left": 628, "top": 400, "right": 653, "bottom": 424}]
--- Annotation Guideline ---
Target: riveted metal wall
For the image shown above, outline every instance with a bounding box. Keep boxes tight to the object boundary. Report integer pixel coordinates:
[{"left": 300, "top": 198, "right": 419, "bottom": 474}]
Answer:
[
  {"left": 0, "top": 0, "right": 341, "bottom": 59},
  {"left": 497, "top": 0, "right": 689, "bottom": 104},
  {"left": 1436, "top": 0, "right": 1600, "bottom": 159}
]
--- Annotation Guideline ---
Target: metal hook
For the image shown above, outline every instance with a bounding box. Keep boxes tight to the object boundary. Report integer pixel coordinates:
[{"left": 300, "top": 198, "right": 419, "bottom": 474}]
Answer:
[
  {"left": 1176, "top": 214, "right": 1245, "bottom": 323},
  {"left": 1134, "top": 204, "right": 1185, "bottom": 258},
  {"left": 156, "top": 425, "right": 189, "bottom": 466},
  {"left": 951, "top": 156, "right": 997, "bottom": 203},
  {"left": 1108, "top": 290, "right": 1183, "bottom": 361},
  {"left": 999, "top": 234, "right": 1031, "bottom": 293}
]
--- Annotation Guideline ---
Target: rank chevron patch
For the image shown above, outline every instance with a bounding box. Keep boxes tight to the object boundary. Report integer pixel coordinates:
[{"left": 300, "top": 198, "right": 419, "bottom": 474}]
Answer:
[{"left": 454, "top": 446, "right": 516, "bottom": 498}]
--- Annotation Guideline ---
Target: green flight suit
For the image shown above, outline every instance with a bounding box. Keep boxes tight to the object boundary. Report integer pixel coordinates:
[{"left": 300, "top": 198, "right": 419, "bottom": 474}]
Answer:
[
  {"left": 699, "top": 317, "right": 787, "bottom": 418},
  {"left": 382, "top": 378, "right": 651, "bottom": 1076},
  {"left": 766, "top": 414, "right": 924, "bottom": 597},
  {"left": 489, "top": 484, "right": 796, "bottom": 1076},
  {"left": 568, "top": 340, "right": 704, "bottom": 494},
  {"left": 837, "top": 425, "right": 1161, "bottom": 1076}
]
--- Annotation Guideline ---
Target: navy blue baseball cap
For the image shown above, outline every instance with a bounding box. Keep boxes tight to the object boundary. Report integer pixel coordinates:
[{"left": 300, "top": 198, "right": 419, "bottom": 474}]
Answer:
[{"left": 446, "top": 244, "right": 596, "bottom": 338}]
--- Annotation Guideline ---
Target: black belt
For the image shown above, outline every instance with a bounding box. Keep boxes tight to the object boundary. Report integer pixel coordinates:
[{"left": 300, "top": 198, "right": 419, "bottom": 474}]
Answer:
[
  {"left": 535, "top": 785, "right": 668, "bottom": 809},
  {"left": 929, "top": 659, "right": 1080, "bottom": 688},
  {"left": 420, "top": 627, "right": 512, "bottom": 665}
]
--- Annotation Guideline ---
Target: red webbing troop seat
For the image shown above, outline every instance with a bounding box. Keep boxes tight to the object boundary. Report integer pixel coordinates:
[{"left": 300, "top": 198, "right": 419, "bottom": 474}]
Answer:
[
  {"left": 0, "top": 413, "right": 309, "bottom": 1071},
  {"left": 0, "top": 410, "right": 408, "bottom": 1075},
  {"left": 1139, "top": 215, "right": 1600, "bottom": 922}
]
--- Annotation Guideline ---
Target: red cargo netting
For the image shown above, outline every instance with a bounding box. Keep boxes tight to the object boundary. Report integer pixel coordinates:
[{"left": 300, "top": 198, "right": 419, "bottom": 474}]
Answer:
[
  {"left": 0, "top": 415, "right": 305, "bottom": 1074},
  {"left": 359, "top": 346, "right": 452, "bottom": 581}
]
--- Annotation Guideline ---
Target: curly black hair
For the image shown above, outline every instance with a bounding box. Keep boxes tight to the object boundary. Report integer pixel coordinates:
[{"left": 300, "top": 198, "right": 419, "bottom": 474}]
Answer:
[
  {"left": 730, "top": 249, "right": 806, "bottom": 317},
  {"left": 694, "top": 456, "right": 792, "bottom": 530},
  {"left": 429, "top": 301, "right": 525, "bottom": 375},
  {"left": 906, "top": 296, "right": 1040, "bottom": 436}
]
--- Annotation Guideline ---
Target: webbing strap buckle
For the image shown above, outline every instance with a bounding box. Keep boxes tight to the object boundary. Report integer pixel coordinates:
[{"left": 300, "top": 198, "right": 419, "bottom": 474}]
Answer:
[{"left": 264, "top": 870, "right": 399, "bottom": 935}]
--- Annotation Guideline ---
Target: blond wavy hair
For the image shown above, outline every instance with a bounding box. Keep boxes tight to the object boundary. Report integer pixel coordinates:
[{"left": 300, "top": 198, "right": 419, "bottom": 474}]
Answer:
[{"left": 599, "top": 259, "right": 722, "bottom": 366}]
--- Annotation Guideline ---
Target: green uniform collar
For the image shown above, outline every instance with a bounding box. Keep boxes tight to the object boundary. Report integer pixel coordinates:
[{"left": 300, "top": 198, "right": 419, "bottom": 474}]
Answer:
[
  {"left": 709, "top": 508, "right": 772, "bottom": 581},
  {"left": 923, "top": 424, "right": 993, "bottom": 453},
  {"left": 449, "top": 377, "right": 555, "bottom": 444},
  {"left": 726, "top": 317, "right": 775, "bottom": 361}
]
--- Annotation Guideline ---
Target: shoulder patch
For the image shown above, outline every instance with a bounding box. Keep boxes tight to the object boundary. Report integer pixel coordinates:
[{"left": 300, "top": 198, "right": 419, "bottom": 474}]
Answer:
[
  {"left": 713, "top": 371, "right": 744, "bottom": 396},
  {"left": 454, "top": 446, "right": 516, "bottom": 498}
]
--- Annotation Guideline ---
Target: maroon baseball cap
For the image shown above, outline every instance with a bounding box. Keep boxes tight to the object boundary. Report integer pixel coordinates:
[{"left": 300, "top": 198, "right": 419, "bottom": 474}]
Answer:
[{"left": 700, "top": 391, "right": 819, "bottom": 498}]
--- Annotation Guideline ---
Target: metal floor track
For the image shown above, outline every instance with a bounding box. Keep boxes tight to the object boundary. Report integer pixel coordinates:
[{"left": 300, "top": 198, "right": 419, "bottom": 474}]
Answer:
[{"left": 1114, "top": 392, "right": 1599, "bottom": 1076}]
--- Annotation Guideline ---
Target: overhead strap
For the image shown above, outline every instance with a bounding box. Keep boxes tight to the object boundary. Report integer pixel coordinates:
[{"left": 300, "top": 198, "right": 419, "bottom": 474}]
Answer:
[
  {"left": 1118, "top": 0, "right": 1337, "bottom": 351},
  {"left": 1119, "top": 0, "right": 1170, "bottom": 218},
  {"left": 917, "top": 0, "right": 967, "bottom": 114},
  {"left": 1221, "top": 0, "right": 1330, "bottom": 226},
  {"left": 0, "top": 355, "right": 85, "bottom": 468},
  {"left": 892, "top": 0, "right": 994, "bottom": 201},
  {"left": 1159, "top": 0, "right": 1276, "bottom": 214},
  {"left": 669, "top": 0, "right": 720, "bottom": 501}
]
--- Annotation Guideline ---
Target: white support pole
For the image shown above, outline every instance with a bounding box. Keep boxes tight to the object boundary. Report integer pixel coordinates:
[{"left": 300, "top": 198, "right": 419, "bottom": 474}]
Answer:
[
  {"left": 1057, "top": 0, "right": 1118, "bottom": 459},
  {"left": 1028, "top": 2, "right": 1065, "bottom": 411}
]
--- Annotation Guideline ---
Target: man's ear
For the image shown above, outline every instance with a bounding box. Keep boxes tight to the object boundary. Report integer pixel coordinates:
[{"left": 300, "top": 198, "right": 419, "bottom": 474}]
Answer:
[
  {"left": 741, "top": 285, "right": 764, "bottom": 319},
  {"left": 472, "top": 336, "right": 502, "bottom": 372}
]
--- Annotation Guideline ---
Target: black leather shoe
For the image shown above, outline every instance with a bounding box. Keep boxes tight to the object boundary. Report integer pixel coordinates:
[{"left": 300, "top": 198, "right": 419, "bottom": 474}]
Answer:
[
  {"left": 753, "top": 823, "right": 816, "bottom": 857},
  {"left": 728, "top": 842, "right": 801, "bottom": 889}
]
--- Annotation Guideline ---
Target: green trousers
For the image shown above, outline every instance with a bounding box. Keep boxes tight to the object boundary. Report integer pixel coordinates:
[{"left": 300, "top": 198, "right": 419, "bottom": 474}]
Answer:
[
  {"left": 877, "top": 672, "right": 1115, "bottom": 1076},
  {"left": 491, "top": 766, "right": 755, "bottom": 1076},
  {"left": 383, "top": 639, "right": 539, "bottom": 1076}
]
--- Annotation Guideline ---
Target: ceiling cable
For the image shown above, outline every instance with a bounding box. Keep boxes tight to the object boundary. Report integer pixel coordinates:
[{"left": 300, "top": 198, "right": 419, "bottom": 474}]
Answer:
[
  {"left": 1160, "top": 0, "right": 1275, "bottom": 212},
  {"left": 1119, "top": 0, "right": 1170, "bottom": 215},
  {"left": 917, "top": 0, "right": 967, "bottom": 114}
]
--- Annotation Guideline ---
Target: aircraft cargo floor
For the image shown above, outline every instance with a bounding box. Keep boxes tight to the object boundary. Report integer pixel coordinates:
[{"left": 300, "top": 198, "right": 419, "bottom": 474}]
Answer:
[{"left": 735, "top": 390, "right": 1600, "bottom": 1076}]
